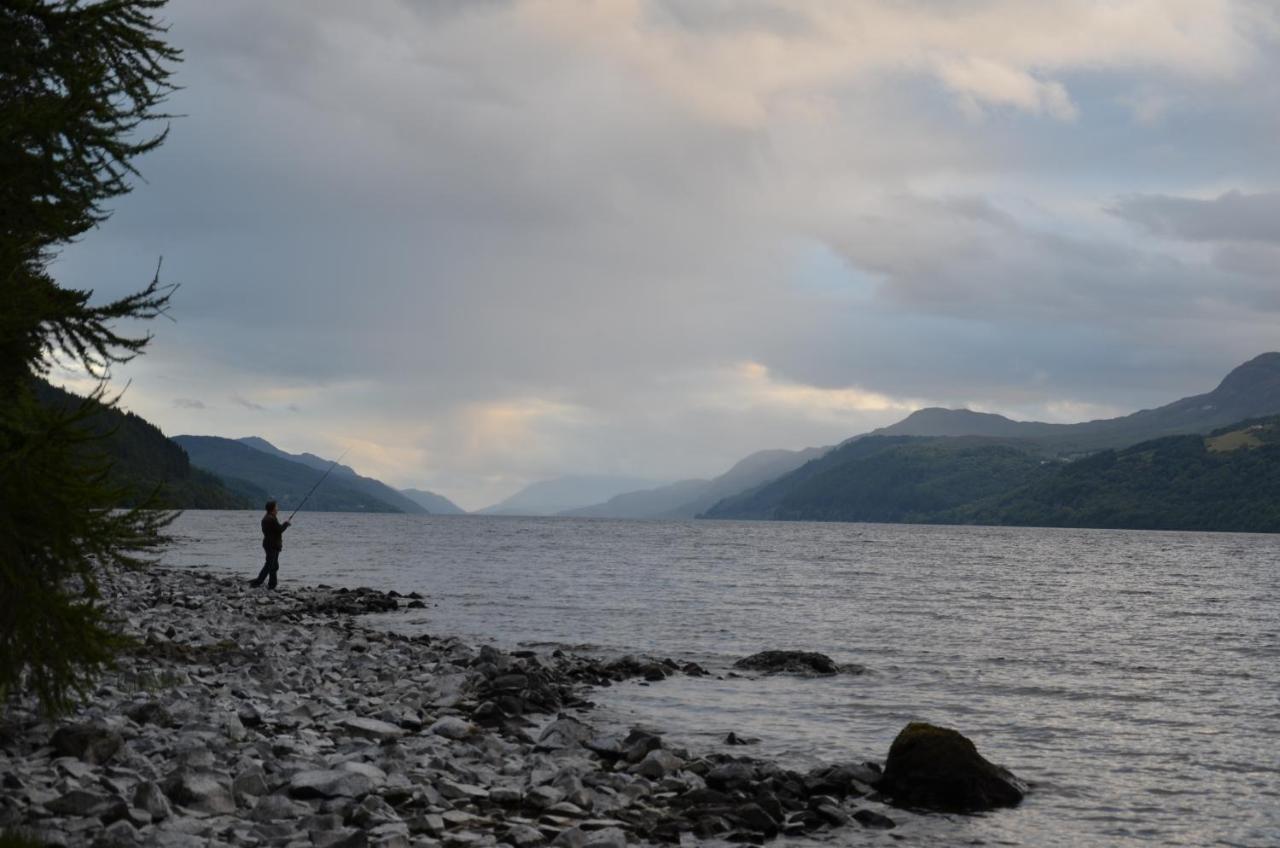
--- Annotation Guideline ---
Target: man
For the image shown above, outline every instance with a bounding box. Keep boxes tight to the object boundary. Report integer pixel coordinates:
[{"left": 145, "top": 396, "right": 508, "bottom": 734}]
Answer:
[{"left": 250, "top": 500, "right": 291, "bottom": 589}]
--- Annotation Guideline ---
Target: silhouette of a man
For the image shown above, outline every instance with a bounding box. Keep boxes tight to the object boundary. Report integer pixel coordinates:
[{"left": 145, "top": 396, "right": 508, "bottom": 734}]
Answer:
[{"left": 250, "top": 500, "right": 290, "bottom": 589}]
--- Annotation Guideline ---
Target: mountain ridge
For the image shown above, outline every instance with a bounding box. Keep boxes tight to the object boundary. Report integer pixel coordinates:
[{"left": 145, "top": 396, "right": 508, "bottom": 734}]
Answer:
[
  {"left": 705, "top": 354, "right": 1280, "bottom": 528},
  {"left": 175, "top": 435, "right": 405, "bottom": 513},
  {"left": 234, "top": 436, "right": 428, "bottom": 514}
]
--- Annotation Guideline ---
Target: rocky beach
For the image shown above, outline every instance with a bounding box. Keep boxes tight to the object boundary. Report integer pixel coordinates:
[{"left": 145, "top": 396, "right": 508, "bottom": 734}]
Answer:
[{"left": 0, "top": 567, "right": 1023, "bottom": 847}]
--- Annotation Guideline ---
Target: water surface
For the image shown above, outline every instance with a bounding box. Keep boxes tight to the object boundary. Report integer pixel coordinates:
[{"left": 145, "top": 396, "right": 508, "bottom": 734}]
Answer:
[{"left": 162, "top": 513, "right": 1280, "bottom": 846}]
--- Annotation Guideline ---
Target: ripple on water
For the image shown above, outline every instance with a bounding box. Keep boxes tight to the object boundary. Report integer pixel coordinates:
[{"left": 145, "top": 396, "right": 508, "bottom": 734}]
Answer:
[{"left": 163, "top": 513, "right": 1280, "bottom": 847}]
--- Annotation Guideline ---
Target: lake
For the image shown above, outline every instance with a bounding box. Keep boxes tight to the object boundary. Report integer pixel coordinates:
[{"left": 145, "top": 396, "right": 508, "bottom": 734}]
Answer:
[{"left": 161, "top": 512, "right": 1280, "bottom": 846}]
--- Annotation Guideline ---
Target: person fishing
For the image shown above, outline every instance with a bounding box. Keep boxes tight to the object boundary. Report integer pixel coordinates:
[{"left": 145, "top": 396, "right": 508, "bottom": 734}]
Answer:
[
  {"left": 249, "top": 449, "right": 347, "bottom": 590},
  {"left": 249, "top": 500, "right": 290, "bottom": 589}
]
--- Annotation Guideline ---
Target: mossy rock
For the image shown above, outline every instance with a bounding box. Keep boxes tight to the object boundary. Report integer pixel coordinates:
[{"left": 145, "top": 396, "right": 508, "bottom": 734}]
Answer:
[{"left": 879, "top": 722, "right": 1026, "bottom": 812}]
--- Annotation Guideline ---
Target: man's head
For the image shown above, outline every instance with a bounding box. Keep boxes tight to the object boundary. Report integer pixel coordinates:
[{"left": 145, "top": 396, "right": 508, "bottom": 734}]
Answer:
[{"left": 265, "top": 500, "right": 277, "bottom": 514}]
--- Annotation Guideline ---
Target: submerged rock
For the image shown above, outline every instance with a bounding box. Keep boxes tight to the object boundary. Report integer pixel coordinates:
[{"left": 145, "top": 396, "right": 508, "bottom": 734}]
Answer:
[
  {"left": 879, "top": 722, "right": 1026, "bottom": 812},
  {"left": 732, "top": 651, "right": 850, "bottom": 676}
]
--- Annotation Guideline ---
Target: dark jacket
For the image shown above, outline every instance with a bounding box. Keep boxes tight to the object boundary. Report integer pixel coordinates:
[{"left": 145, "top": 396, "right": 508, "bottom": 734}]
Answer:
[{"left": 261, "top": 513, "right": 288, "bottom": 551}]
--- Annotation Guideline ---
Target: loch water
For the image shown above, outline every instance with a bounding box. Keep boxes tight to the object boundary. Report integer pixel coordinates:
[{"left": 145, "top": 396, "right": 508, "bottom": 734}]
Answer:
[{"left": 162, "top": 512, "right": 1280, "bottom": 846}]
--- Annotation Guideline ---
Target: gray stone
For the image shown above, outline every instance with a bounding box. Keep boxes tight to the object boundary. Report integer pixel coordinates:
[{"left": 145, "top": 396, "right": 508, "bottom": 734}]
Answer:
[
  {"left": 368, "top": 822, "right": 411, "bottom": 847},
  {"left": 410, "top": 813, "right": 445, "bottom": 836},
  {"left": 46, "top": 789, "right": 116, "bottom": 818},
  {"left": 232, "top": 765, "right": 270, "bottom": 799},
  {"left": 428, "top": 717, "right": 474, "bottom": 740},
  {"left": 438, "top": 779, "right": 489, "bottom": 802},
  {"left": 550, "top": 826, "right": 587, "bottom": 848},
  {"left": 731, "top": 802, "right": 778, "bottom": 835},
  {"left": 50, "top": 724, "right": 123, "bottom": 764},
  {"left": 340, "top": 717, "right": 404, "bottom": 742},
  {"left": 132, "top": 781, "right": 172, "bottom": 822},
  {"left": 250, "top": 793, "right": 311, "bottom": 821},
  {"left": 853, "top": 808, "right": 896, "bottom": 829},
  {"left": 505, "top": 823, "right": 545, "bottom": 847},
  {"left": 351, "top": 795, "right": 401, "bottom": 827},
  {"left": 288, "top": 769, "right": 375, "bottom": 799},
  {"left": 489, "top": 787, "right": 522, "bottom": 806},
  {"left": 161, "top": 770, "right": 235, "bottom": 815},
  {"left": 582, "top": 827, "right": 626, "bottom": 848},
  {"left": 630, "top": 749, "right": 683, "bottom": 781},
  {"left": 525, "top": 785, "right": 566, "bottom": 809},
  {"left": 880, "top": 722, "right": 1026, "bottom": 813},
  {"left": 705, "top": 762, "right": 755, "bottom": 791},
  {"left": 536, "top": 716, "right": 594, "bottom": 751},
  {"left": 492, "top": 673, "right": 528, "bottom": 691},
  {"left": 124, "top": 701, "right": 173, "bottom": 728},
  {"left": 732, "top": 650, "right": 844, "bottom": 675},
  {"left": 313, "top": 827, "right": 363, "bottom": 848},
  {"left": 93, "top": 819, "right": 140, "bottom": 847},
  {"left": 339, "top": 761, "right": 388, "bottom": 788}
]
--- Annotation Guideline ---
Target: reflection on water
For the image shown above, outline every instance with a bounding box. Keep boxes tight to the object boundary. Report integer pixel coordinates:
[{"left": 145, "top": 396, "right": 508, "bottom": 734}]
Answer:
[{"left": 163, "top": 512, "right": 1280, "bottom": 847}]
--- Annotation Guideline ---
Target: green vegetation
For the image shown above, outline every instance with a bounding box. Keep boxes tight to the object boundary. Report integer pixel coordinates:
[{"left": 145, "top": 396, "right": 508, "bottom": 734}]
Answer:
[
  {"left": 0, "top": 0, "right": 180, "bottom": 714},
  {"left": 707, "top": 419, "right": 1280, "bottom": 533},
  {"left": 0, "top": 831, "right": 50, "bottom": 848},
  {"left": 174, "top": 436, "right": 406, "bottom": 512},
  {"left": 33, "top": 381, "right": 248, "bottom": 509},
  {"left": 706, "top": 436, "right": 1048, "bottom": 523},
  {"left": 954, "top": 425, "right": 1280, "bottom": 532}
]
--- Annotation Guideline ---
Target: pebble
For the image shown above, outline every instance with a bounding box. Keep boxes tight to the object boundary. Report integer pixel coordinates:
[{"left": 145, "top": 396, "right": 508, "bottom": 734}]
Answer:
[{"left": 0, "top": 567, "right": 919, "bottom": 846}]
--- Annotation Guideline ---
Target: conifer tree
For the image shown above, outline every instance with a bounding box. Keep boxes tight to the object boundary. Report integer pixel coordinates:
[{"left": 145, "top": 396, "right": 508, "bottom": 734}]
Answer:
[{"left": 0, "top": 0, "right": 181, "bottom": 714}]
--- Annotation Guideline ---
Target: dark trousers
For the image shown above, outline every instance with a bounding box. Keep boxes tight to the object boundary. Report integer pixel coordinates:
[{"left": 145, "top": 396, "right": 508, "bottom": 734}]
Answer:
[{"left": 254, "top": 548, "right": 280, "bottom": 588}]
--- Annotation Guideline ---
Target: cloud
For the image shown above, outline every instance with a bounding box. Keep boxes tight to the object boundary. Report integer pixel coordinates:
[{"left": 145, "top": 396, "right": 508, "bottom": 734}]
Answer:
[
  {"left": 1110, "top": 190, "right": 1280, "bottom": 243},
  {"left": 937, "top": 58, "right": 1078, "bottom": 121},
  {"left": 49, "top": 0, "right": 1280, "bottom": 508},
  {"left": 173, "top": 397, "right": 206, "bottom": 409}
]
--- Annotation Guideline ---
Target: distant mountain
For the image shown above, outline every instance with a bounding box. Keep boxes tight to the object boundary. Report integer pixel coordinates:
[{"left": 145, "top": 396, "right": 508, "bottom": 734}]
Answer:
[
  {"left": 556, "top": 446, "right": 831, "bottom": 519},
  {"left": 174, "top": 435, "right": 404, "bottom": 513},
  {"left": 560, "top": 479, "right": 710, "bottom": 519},
  {"left": 874, "top": 408, "right": 1059, "bottom": 439},
  {"left": 479, "top": 475, "right": 661, "bottom": 516},
  {"left": 33, "top": 381, "right": 248, "bottom": 509},
  {"left": 703, "top": 435, "right": 1043, "bottom": 521},
  {"left": 705, "top": 418, "right": 1280, "bottom": 532},
  {"left": 873, "top": 352, "right": 1280, "bottom": 453},
  {"left": 235, "top": 436, "right": 427, "bottom": 514},
  {"left": 706, "top": 354, "right": 1280, "bottom": 527},
  {"left": 400, "top": 488, "right": 466, "bottom": 515}
]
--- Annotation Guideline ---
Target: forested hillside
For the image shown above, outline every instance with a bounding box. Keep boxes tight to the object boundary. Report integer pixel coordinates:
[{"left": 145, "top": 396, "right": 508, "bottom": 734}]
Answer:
[
  {"left": 33, "top": 381, "right": 248, "bottom": 509},
  {"left": 706, "top": 418, "right": 1280, "bottom": 533},
  {"left": 174, "top": 435, "right": 405, "bottom": 513}
]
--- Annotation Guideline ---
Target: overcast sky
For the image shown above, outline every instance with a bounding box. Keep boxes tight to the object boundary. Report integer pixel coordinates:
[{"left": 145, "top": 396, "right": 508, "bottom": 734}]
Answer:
[{"left": 53, "top": 0, "right": 1280, "bottom": 509}]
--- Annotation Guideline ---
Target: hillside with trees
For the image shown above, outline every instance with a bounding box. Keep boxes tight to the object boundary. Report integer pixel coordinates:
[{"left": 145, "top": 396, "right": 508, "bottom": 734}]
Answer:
[
  {"left": 33, "top": 381, "right": 247, "bottom": 509},
  {"left": 174, "top": 435, "right": 406, "bottom": 513},
  {"left": 706, "top": 418, "right": 1280, "bottom": 533}
]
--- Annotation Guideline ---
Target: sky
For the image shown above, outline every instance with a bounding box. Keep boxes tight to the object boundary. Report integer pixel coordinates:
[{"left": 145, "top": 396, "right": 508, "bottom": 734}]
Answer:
[{"left": 52, "top": 0, "right": 1280, "bottom": 510}]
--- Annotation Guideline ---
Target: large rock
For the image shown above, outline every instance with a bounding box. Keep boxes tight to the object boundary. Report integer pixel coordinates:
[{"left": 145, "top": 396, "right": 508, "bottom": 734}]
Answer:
[
  {"left": 50, "top": 723, "right": 123, "bottom": 764},
  {"left": 338, "top": 716, "right": 404, "bottom": 741},
  {"left": 879, "top": 722, "right": 1026, "bottom": 812},
  {"left": 732, "top": 651, "right": 846, "bottom": 675},
  {"left": 124, "top": 701, "right": 173, "bottom": 728},
  {"left": 160, "top": 770, "right": 236, "bottom": 815},
  {"left": 288, "top": 768, "right": 375, "bottom": 799}
]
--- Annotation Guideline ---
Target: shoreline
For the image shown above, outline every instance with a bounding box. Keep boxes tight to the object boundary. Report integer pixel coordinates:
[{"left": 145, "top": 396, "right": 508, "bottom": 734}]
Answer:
[{"left": 1, "top": 567, "right": 908, "bottom": 846}]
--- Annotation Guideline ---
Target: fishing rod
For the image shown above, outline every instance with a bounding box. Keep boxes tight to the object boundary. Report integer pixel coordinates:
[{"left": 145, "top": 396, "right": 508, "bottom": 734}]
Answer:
[{"left": 287, "top": 448, "right": 350, "bottom": 523}]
